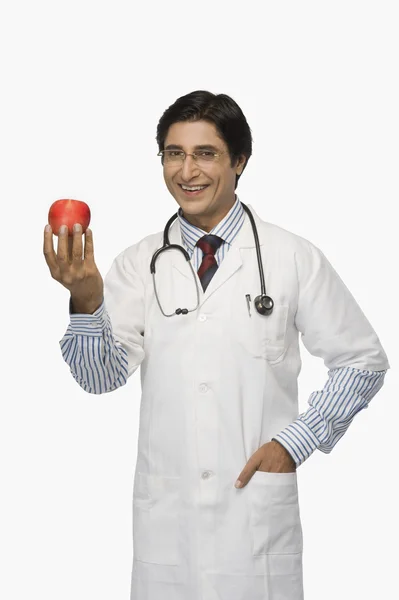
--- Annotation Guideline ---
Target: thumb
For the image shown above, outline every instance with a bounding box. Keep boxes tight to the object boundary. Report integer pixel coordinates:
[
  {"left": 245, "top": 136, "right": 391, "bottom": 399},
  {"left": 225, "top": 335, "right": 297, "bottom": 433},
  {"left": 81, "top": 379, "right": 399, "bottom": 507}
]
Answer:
[{"left": 235, "top": 459, "right": 260, "bottom": 489}]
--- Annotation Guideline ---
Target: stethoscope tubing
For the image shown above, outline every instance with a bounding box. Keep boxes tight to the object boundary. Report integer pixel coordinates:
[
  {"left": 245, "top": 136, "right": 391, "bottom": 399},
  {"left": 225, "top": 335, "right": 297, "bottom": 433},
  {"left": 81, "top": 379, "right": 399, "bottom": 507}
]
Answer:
[{"left": 150, "top": 202, "right": 273, "bottom": 317}]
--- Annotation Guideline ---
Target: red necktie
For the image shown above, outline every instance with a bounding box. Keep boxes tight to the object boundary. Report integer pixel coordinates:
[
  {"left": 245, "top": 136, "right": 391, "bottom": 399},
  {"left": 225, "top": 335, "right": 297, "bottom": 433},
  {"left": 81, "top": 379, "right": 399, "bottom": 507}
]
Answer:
[{"left": 196, "top": 234, "right": 224, "bottom": 292}]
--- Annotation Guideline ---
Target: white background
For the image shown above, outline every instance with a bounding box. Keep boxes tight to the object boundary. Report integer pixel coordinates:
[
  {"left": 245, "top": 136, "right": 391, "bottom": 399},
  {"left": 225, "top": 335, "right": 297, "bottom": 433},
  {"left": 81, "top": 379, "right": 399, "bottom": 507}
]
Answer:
[{"left": 1, "top": 1, "right": 397, "bottom": 598}]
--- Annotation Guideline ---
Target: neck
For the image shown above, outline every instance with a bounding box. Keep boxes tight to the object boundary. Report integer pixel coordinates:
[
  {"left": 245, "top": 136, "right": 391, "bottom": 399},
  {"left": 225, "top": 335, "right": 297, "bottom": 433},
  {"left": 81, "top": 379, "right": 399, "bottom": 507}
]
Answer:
[{"left": 181, "top": 196, "right": 236, "bottom": 232}]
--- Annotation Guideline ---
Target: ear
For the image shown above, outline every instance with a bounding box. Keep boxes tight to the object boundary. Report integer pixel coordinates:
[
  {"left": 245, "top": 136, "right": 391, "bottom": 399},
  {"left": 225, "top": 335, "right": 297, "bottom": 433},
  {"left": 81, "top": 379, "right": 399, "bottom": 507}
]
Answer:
[{"left": 235, "top": 154, "right": 247, "bottom": 175}]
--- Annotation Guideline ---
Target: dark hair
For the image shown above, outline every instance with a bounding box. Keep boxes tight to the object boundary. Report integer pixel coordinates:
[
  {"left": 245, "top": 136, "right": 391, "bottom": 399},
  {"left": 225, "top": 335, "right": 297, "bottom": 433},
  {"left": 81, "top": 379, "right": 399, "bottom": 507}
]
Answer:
[{"left": 156, "top": 90, "right": 253, "bottom": 190}]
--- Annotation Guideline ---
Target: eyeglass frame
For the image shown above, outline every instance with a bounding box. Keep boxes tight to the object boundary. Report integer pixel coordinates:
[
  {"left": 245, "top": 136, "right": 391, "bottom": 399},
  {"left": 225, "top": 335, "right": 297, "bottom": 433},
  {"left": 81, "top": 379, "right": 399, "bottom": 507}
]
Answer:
[{"left": 157, "top": 149, "right": 228, "bottom": 164}]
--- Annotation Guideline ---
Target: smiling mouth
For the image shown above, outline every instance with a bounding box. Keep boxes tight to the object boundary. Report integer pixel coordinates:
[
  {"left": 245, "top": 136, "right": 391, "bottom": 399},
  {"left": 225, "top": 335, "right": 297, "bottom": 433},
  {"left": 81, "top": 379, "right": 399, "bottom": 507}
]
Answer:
[{"left": 178, "top": 184, "right": 210, "bottom": 196}]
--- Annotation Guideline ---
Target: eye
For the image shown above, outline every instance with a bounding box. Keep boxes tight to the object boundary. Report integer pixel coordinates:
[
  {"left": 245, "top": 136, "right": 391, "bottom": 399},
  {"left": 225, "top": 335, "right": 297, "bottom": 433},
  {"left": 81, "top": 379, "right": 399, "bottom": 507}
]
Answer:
[{"left": 199, "top": 151, "right": 214, "bottom": 157}]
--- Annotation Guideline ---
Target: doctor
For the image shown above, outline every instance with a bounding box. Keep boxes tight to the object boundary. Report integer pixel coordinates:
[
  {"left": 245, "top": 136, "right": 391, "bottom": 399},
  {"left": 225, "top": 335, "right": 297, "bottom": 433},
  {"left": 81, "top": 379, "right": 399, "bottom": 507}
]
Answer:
[{"left": 44, "top": 90, "right": 390, "bottom": 600}]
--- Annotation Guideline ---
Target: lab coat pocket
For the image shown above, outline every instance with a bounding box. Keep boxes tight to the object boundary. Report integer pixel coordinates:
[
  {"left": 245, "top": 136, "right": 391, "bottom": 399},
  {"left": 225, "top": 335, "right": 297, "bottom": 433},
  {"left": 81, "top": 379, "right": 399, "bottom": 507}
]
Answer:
[
  {"left": 260, "top": 304, "right": 289, "bottom": 363},
  {"left": 249, "top": 470, "right": 303, "bottom": 555},
  {"left": 133, "top": 472, "right": 181, "bottom": 565},
  {"left": 247, "top": 303, "right": 288, "bottom": 363}
]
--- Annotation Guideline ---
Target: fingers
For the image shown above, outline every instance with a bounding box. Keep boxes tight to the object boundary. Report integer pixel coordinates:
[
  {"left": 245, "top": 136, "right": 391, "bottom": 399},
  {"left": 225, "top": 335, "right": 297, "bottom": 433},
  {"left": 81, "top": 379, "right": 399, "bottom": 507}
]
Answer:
[
  {"left": 235, "top": 460, "right": 259, "bottom": 489},
  {"left": 70, "top": 224, "right": 83, "bottom": 265},
  {"left": 84, "top": 227, "right": 94, "bottom": 262},
  {"left": 44, "top": 222, "right": 92, "bottom": 277},
  {"left": 43, "top": 224, "right": 59, "bottom": 277},
  {"left": 57, "top": 223, "right": 85, "bottom": 267},
  {"left": 56, "top": 224, "right": 69, "bottom": 267},
  {"left": 68, "top": 235, "right": 74, "bottom": 260},
  {"left": 44, "top": 222, "right": 94, "bottom": 289}
]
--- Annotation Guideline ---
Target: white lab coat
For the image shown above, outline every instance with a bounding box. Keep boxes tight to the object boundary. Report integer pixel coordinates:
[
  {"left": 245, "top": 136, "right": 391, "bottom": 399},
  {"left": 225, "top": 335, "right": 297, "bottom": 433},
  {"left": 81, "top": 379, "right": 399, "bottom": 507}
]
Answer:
[{"left": 102, "top": 204, "right": 389, "bottom": 600}]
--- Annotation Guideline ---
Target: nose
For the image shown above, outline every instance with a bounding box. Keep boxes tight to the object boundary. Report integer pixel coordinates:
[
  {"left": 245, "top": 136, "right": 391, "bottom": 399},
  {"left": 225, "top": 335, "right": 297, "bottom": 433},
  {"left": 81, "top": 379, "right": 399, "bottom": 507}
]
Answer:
[{"left": 180, "top": 154, "right": 201, "bottom": 180}]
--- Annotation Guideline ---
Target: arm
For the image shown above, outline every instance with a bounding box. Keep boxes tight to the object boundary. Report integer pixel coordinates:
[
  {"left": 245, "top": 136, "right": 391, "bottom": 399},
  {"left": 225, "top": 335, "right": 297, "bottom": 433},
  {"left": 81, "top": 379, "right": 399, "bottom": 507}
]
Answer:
[
  {"left": 273, "top": 239, "right": 390, "bottom": 466},
  {"left": 59, "top": 247, "right": 146, "bottom": 394},
  {"left": 272, "top": 366, "right": 387, "bottom": 466}
]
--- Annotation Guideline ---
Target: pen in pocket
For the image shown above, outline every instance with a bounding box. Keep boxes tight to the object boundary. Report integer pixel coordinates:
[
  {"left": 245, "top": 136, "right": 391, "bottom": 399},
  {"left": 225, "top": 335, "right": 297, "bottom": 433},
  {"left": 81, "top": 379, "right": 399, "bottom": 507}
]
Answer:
[{"left": 245, "top": 294, "right": 252, "bottom": 317}]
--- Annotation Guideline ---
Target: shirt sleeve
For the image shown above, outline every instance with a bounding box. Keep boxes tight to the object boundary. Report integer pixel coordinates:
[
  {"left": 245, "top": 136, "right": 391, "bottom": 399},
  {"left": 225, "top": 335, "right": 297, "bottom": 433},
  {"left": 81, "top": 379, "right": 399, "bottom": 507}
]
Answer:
[
  {"left": 59, "top": 247, "right": 146, "bottom": 394},
  {"left": 272, "top": 366, "right": 387, "bottom": 465},
  {"left": 272, "top": 238, "right": 390, "bottom": 466}
]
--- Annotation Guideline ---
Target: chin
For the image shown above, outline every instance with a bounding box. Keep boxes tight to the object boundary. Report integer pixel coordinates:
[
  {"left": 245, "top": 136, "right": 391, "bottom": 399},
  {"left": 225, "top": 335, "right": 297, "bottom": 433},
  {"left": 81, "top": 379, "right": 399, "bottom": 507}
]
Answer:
[{"left": 180, "top": 200, "right": 209, "bottom": 214}]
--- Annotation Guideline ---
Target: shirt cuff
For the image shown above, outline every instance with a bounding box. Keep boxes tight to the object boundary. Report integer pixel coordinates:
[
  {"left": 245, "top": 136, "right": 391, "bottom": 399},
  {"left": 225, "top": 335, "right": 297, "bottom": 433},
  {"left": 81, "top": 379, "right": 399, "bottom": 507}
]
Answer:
[
  {"left": 272, "top": 419, "right": 321, "bottom": 466},
  {"left": 68, "top": 297, "right": 107, "bottom": 337}
]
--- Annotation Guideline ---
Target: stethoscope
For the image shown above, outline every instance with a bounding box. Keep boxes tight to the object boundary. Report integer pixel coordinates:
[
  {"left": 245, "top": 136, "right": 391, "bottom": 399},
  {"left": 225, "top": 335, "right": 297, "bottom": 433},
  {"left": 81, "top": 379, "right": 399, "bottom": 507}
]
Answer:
[{"left": 150, "top": 202, "right": 274, "bottom": 318}]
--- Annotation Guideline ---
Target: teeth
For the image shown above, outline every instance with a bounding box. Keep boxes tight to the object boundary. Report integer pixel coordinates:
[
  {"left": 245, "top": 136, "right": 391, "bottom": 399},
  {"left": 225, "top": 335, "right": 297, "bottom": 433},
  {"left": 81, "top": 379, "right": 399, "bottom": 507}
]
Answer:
[{"left": 181, "top": 185, "right": 207, "bottom": 191}]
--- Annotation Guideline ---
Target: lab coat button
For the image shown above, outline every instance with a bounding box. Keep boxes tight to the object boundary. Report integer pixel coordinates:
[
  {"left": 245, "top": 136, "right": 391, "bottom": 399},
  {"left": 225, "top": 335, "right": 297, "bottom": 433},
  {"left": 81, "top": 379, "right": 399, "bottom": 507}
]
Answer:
[
  {"left": 198, "top": 314, "right": 207, "bottom": 322},
  {"left": 199, "top": 384, "right": 208, "bottom": 393},
  {"left": 201, "top": 470, "right": 213, "bottom": 479}
]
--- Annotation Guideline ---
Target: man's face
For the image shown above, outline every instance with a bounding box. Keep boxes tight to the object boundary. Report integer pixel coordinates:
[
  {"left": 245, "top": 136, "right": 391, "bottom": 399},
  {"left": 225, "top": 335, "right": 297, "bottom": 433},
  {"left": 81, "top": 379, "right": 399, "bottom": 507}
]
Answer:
[{"left": 162, "top": 120, "right": 246, "bottom": 231}]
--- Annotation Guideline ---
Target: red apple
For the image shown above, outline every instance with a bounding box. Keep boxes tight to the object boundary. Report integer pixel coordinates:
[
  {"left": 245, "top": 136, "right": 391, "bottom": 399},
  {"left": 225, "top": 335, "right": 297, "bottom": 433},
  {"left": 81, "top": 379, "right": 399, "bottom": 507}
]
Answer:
[{"left": 48, "top": 199, "right": 91, "bottom": 236}]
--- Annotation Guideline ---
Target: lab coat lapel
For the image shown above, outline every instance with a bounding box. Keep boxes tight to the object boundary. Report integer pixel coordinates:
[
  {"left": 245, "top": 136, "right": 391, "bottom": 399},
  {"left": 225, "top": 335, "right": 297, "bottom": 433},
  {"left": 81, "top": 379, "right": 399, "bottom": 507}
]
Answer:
[{"left": 169, "top": 203, "right": 263, "bottom": 308}]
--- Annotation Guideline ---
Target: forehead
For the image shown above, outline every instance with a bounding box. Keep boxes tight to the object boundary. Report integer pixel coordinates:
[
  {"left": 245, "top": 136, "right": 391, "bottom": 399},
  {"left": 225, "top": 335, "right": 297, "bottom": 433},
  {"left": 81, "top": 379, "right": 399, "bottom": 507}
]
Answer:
[{"left": 164, "top": 120, "right": 226, "bottom": 151}]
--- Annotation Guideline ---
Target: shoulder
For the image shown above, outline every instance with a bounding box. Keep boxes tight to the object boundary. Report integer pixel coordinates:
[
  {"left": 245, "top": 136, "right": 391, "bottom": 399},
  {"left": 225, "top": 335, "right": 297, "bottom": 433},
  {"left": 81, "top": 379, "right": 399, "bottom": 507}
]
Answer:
[{"left": 254, "top": 211, "right": 319, "bottom": 259}]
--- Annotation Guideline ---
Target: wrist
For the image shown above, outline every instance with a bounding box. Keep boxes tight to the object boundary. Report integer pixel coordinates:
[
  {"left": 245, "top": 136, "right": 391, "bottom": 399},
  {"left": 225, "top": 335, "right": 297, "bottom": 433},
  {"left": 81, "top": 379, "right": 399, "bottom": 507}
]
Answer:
[
  {"left": 70, "top": 296, "right": 103, "bottom": 314},
  {"left": 271, "top": 438, "right": 297, "bottom": 467}
]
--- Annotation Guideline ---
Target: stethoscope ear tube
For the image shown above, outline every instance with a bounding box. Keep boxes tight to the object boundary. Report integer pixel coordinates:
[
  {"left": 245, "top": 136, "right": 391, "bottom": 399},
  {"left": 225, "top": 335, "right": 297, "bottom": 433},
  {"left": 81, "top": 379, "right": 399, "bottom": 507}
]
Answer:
[{"left": 150, "top": 244, "right": 191, "bottom": 274}]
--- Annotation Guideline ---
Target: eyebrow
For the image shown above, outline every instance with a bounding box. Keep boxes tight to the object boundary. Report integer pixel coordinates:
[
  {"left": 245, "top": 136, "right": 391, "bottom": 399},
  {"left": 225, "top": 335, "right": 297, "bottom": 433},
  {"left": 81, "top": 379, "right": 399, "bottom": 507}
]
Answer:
[{"left": 164, "top": 144, "right": 221, "bottom": 152}]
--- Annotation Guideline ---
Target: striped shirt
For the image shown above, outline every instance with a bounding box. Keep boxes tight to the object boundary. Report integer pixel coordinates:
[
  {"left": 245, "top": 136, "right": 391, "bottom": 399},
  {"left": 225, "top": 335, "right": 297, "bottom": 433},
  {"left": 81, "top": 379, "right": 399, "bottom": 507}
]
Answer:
[
  {"left": 59, "top": 194, "right": 387, "bottom": 466},
  {"left": 176, "top": 195, "right": 245, "bottom": 270}
]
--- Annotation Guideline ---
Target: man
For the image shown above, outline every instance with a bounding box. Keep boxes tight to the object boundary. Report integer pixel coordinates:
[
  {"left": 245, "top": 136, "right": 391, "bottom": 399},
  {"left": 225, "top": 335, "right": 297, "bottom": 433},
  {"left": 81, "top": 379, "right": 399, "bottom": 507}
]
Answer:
[{"left": 43, "top": 90, "right": 390, "bottom": 600}]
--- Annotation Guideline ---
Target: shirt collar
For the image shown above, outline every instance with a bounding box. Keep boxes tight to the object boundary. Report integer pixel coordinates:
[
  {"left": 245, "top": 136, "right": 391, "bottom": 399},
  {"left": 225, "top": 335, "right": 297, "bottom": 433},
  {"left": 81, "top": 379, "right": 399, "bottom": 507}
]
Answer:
[{"left": 177, "top": 194, "right": 245, "bottom": 255}]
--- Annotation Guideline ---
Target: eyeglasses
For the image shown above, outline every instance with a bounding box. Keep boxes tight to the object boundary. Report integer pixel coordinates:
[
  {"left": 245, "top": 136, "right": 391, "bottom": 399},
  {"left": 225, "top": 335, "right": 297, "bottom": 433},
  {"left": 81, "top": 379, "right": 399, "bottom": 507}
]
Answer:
[{"left": 158, "top": 149, "right": 227, "bottom": 166}]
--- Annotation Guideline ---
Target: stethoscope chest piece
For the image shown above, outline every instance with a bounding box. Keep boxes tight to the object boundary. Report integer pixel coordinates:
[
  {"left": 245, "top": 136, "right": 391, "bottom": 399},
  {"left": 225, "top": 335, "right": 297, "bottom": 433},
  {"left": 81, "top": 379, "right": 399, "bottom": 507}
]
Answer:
[{"left": 254, "top": 294, "right": 274, "bottom": 316}]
